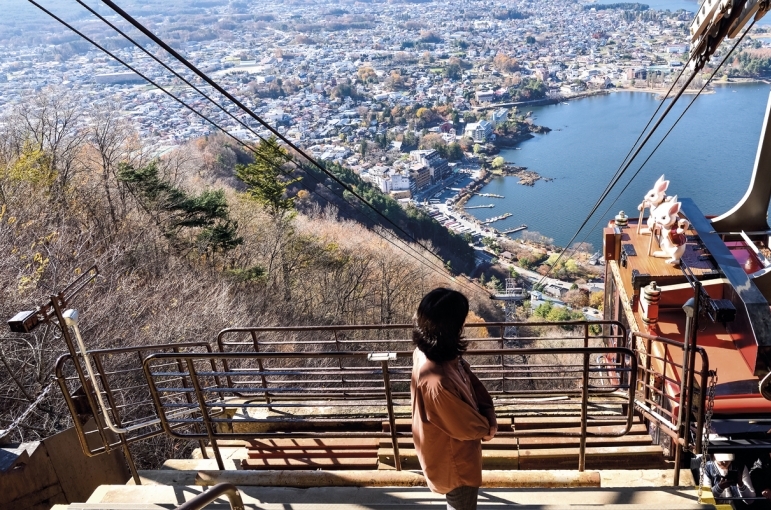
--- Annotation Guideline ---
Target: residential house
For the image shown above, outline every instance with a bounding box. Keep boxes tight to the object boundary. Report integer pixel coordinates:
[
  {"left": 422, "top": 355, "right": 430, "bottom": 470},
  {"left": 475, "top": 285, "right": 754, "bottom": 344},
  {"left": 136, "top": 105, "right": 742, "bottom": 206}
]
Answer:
[
  {"left": 490, "top": 108, "right": 509, "bottom": 128},
  {"left": 409, "top": 149, "right": 451, "bottom": 182},
  {"left": 464, "top": 120, "right": 492, "bottom": 143}
]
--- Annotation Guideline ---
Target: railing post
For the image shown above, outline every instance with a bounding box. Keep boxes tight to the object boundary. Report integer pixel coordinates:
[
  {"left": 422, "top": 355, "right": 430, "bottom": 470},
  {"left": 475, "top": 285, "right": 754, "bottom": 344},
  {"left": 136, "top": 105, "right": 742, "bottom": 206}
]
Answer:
[
  {"left": 249, "top": 331, "right": 271, "bottom": 411},
  {"left": 694, "top": 352, "right": 709, "bottom": 454},
  {"left": 333, "top": 330, "right": 343, "bottom": 368},
  {"left": 186, "top": 359, "right": 225, "bottom": 470},
  {"left": 50, "top": 295, "right": 112, "bottom": 452},
  {"left": 173, "top": 347, "right": 209, "bottom": 461},
  {"left": 380, "top": 357, "right": 402, "bottom": 471},
  {"left": 500, "top": 326, "right": 506, "bottom": 391},
  {"left": 643, "top": 335, "right": 652, "bottom": 404},
  {"left": 579, "top": 324, "right": 590, "bottom": 472},
  {"left": 674, "top": 295, "right": 699, "bottom": 486},
  {"left": 92, "top": 354, "right": 141, "bottom": 484}
]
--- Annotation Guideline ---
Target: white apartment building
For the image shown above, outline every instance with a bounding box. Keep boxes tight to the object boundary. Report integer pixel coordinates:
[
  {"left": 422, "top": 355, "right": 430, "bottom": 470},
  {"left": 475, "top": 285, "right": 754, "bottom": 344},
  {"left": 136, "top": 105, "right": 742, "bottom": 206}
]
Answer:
[{"left": 464, "top": 119, "right": 492, "bottom": 143}]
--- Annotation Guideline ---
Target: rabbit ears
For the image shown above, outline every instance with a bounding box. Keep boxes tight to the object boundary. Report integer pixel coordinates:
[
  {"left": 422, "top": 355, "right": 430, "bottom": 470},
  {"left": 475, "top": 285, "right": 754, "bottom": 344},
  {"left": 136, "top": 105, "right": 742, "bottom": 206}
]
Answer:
[
  {"left": 654, "top": 175, "right": 669, "bottom": 193},
  {"left": 666, "top": 196, "right": 680, "bottom": 215}
]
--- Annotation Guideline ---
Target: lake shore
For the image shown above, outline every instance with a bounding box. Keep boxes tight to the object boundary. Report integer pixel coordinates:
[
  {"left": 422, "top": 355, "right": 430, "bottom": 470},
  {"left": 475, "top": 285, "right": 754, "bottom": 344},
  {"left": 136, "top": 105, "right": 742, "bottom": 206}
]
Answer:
[{"left": 610, "top": 77, "right": 769, "bottom": 96}]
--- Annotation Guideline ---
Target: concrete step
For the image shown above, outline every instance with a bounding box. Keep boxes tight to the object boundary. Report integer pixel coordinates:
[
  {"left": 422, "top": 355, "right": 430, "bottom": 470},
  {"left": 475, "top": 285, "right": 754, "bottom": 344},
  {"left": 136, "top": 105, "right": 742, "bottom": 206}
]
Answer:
[
  {"left": 377, "top": 437, "right": 519, "bottom": 451},
  {"left": 242, "top": 456, "right": 378, "bottom": 470},
  {"left": 60, "top": 478, "right": 713, "bottom": 509},
  {"left": 519, "top": 445, "right": 667, "bottom": 470},
  {"left": 221, "top": 438, "right": 380, "bottom": 449},
  {"left": 378, "top": 444, "right": 666, "bottom": 471},
  {"left": 134, "top": 468, "right": 694, "bottom": 489},
  {"left": 513, "top": 416, "right": 636, "bottom": 430}
]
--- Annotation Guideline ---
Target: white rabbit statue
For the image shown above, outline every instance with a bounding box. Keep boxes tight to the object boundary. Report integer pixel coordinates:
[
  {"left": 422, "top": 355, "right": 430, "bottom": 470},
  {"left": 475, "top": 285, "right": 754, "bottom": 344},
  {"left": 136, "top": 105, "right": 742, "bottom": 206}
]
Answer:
[
  {"left": 638, "top": 175, "right": 671, "bottom": 234},
  {"left": 651, "top": 196, "right": 689, "bottom": 266}
]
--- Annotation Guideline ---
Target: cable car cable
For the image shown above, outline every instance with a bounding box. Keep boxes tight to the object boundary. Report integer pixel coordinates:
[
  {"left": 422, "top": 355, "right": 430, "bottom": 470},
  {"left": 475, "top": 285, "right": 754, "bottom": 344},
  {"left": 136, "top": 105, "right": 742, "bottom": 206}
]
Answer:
[
  {"left": 64, "top": 2, "right": 484, "bottom": 296},
  {"left": 555, "top": 19, "right": 757, "bottom": 269},
  {"left": 25, "top": 0, "right": 483, "bottom": 297}
]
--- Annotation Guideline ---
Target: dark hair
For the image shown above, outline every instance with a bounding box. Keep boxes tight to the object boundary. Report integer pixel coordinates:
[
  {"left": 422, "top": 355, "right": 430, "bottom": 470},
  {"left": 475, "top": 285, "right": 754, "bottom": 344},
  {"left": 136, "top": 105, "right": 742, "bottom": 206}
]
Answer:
[{"left": 412, "top": 288, "right": 469, "bottom": 362}]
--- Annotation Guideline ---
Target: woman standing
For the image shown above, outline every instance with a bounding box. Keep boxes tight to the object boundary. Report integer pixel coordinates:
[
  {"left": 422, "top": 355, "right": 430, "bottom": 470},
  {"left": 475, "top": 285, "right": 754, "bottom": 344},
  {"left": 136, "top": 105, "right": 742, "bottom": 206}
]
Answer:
[{"left": 411, "top": 288, "right": 497, "bottom": 510}]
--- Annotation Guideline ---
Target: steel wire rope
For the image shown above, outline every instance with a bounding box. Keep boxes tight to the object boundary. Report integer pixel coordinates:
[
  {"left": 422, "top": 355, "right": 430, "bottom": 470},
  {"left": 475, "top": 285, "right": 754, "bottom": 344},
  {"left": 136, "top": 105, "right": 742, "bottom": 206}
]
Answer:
[
  {"left": 586, "top": 58, "right": 694, "bottom": 227},
  {"left": 25, "top": 0, "right": 485, "bottom": 297},
  {"left": 533, "top": 63, "right": 703, "bottom": 288},
  {"left": 87, "top": 0, "right": 491, "bottom": 297},
  {"left": 98, "top": 0, "right": 485, "bottom": 289},
  {"left": 548, "top": 19, "right": 757, "bottom": 271},
  {"left": 67, "top": 0, "right": 480, "bottom": 295}
]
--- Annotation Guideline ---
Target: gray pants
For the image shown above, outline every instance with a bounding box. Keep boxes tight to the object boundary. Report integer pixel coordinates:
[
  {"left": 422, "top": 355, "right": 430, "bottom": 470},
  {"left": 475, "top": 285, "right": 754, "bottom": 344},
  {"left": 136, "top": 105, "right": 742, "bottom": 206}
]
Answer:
[{"left": 446, "top": 485, "right": 479, "bottom": 510}]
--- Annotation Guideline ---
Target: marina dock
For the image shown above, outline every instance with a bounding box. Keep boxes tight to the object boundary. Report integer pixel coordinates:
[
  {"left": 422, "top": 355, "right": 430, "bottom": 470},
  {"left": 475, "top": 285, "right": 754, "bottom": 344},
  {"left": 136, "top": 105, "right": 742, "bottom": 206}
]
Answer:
[
  {"left": 464, "top": 204, "right": 495, "bottom": 209},
  {"left": 476, "top": 193, "right": 504, "bottom": 198},
  {"left": 483, "top": 212, "right": 512, "bottom": 224},
  {"left": 501, "top": 224, "right": 528, "bottom": 234}
]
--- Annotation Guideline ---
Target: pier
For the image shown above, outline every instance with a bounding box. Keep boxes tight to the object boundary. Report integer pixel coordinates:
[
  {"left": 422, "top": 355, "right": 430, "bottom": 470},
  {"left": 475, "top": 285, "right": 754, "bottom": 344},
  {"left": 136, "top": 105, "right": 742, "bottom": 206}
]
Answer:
[
  {"left": 464, "top": 204, "right": 495, "bottom": 209},
  {"left": 483, "top": 212, "right": 512, "bottom": 224},
  {"left": 501, "top": 224, "right": 528, "bottom": 234},
  {"left": 476, "top": 193, "right": 504, "bottom": 198}
]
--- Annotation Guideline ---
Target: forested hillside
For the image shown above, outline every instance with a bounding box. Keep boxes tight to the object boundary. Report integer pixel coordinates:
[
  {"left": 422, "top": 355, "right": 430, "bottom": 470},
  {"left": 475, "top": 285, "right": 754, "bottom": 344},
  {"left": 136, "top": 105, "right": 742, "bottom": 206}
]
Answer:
[{"left": 0, "top": 90, "right": 495, "bottom": 465}]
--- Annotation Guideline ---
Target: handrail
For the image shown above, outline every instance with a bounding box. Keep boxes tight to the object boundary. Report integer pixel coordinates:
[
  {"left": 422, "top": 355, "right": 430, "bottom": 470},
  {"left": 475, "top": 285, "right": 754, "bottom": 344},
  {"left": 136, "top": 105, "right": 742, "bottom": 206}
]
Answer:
[
  {"left": 54, "top": 340, "right": 215, "bottom": 484},
  {"left": 216, "top": 321, "right": 628, "bottom": 352},
  {"left": 630, "top": 331, "right": 710, "bottom": 486},
  {"left": 174, "top": 483, "right": 245, "bottom": 510},
  {"left": 143, "top": 345, "right": 637, "bottom": 472}
]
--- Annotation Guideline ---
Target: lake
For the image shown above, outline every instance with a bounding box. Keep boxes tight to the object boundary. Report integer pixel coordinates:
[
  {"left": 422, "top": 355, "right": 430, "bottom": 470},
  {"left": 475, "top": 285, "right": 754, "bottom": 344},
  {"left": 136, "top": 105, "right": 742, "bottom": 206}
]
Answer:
[
  {"left": 594, "top": 0, "right": 771, "bottom": 25},
  {"left": 464, "top": 83, "right": 771, "bottom": 249}
]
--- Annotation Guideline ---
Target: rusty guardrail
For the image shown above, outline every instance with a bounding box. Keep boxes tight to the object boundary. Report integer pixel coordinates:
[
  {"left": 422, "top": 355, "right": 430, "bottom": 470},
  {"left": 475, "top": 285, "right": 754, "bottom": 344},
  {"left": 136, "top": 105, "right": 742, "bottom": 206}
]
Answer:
[
  {"left": 143, "top": 344, "right": 636, "bottom": 472},
  {"left": 55, "top": 341, "right": 218, "bottom": 483},
  {"left": 54, "top": 320, "right": 633, "bottom": 477},
  {"left": 631, "top": 331, "right": 710, "bottom": 486}
]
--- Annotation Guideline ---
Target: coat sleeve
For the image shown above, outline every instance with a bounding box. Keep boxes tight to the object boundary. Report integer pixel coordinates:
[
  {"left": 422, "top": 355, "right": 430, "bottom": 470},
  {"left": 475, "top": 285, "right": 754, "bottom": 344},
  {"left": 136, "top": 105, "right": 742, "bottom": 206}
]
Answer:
[
  {"left": 738, "top": 465, "right": 756, "bottom": 501},
  {"left": 702, "top": 464, "right": 723, "bottom": 499},
  {"left": 463, "top": 360, "right": 497, "bottom": 427},
  {"left": 420, "top": 382, "right": 491, "bottom": 441}
]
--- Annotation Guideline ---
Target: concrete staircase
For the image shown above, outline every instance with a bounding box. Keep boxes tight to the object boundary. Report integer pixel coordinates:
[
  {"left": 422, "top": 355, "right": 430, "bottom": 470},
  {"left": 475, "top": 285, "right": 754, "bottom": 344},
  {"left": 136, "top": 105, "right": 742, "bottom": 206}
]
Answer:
[
  {"left": 216, "top": 415, "right": 667, "bottom": 472},
  {"left": 50, "top": 414, "right": 707, "bottom": 509},
  {"left": 51, "top": 467, "right": 714, "bottom": 509}
]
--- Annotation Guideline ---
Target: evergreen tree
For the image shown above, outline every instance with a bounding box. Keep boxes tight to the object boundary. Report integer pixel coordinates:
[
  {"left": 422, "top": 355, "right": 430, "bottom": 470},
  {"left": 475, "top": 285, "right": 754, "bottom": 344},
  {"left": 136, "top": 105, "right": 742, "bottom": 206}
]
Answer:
[
  {"left": 117, "top": 161, "right": 242, "bottom": 255},
  {"left": 235, "top": 137, "right": 302, "bottom": 218}
]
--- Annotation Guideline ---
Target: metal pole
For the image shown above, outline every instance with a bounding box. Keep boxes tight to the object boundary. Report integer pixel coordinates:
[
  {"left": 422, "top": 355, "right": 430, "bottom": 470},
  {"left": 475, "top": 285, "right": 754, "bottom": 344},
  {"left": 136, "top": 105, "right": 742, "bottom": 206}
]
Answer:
[
  {"left": 173, "top": 347, "right": 209, "bottom": 460},
  {"left": 50, "top": 296, "right": 112, "bottom": 452},
  {"left": 579, "top": 324, "right": 590, "bottom": 472},
  {"left": 684, "top": 291, "right": 701, "bottom": 451},
  {"left": 187, "top": 359, "right": 225, "bottom": 470},
  {"left": 694, "top": 351, "right": 709, "bottom": 454},
  {"left": 674, "top": 295, "right": 698, "bottom": 487},
  {"left": 381, "top": 359, "right": 401, "bottom": 471},
  {"left": 249, "top": 332, "right": 271, "bottom": 410},
  {"left": 92, "top": 354, "right": 141, "bottom": 484},
  {"left": 643, "top": 335, "right": 652, "bottom": 404}
]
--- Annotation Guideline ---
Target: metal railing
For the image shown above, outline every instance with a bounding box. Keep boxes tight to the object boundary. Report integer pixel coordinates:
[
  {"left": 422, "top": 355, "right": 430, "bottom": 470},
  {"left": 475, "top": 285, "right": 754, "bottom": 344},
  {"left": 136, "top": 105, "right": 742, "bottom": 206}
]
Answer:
[
  {"left": 631, "top": 331, "right": 710, "bottom": 485},
  {"left": 54, "top": 320, "right": 643, "bottom": 475},
  {"left": 143, "top": 341, "right": 636, "bottom": 472},
  {"left": 174, "top": 483, "right": 245, "bottom": 510},
  {"left": 55, "top": 341, "right": 218, "bottom": 483}
]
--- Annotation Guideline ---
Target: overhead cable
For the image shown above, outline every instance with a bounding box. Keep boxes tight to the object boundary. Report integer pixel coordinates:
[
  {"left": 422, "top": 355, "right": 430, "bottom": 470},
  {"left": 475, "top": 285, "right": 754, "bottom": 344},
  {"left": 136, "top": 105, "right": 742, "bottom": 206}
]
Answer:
[
  {"left": 0, "top": 383, "right": 54, "bottom": 439},
  {"left": 98, "top": 0, "right": 473, "bottom": 282},
  {"left": 26, "top": 0, "right": 485, "bottom": 297},
  {"left": 556, "top": 18, "right": 758, "bottom": 268},
  {"left": 534, "top": 60, "right": 701, "bottom": 287}
]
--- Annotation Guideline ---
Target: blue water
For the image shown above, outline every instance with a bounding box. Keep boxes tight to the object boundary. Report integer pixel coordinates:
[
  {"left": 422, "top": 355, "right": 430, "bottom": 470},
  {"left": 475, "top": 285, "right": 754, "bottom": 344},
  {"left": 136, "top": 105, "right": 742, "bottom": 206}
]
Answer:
[
  {"left": 466, "top": 83, "right": 771, "bottom": 249},
  {"left": 594, "top": 0, "right": 771, "bottom": 25}
]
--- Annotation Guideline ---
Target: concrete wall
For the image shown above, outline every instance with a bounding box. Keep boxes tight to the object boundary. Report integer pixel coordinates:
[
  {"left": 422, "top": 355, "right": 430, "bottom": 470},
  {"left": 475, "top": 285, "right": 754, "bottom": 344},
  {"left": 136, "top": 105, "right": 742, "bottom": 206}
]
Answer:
[{"left": 1, "top": 424, "right": 129, "bottom": 509}]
